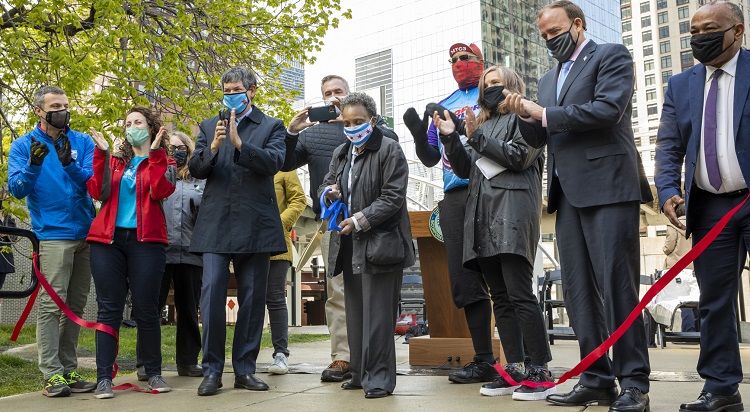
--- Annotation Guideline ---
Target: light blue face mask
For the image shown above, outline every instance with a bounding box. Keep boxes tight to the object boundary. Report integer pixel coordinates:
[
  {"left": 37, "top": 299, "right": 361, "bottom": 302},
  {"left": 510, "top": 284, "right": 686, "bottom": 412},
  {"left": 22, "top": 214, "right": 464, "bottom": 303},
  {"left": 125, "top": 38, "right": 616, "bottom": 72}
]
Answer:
[
  {"left": 223, "top": 92, "right": 249, "bottom": 113},
  {"left": 126, "top": 127, "right": 150, "bottom": 147}
]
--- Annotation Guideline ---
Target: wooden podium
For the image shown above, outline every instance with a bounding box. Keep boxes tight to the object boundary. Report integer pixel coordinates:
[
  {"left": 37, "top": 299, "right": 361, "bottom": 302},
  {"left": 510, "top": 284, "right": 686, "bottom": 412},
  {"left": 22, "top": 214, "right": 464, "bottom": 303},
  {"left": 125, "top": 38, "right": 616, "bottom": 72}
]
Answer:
[{"left": 408, "top": 211, "right": 505, "bottom": 366}]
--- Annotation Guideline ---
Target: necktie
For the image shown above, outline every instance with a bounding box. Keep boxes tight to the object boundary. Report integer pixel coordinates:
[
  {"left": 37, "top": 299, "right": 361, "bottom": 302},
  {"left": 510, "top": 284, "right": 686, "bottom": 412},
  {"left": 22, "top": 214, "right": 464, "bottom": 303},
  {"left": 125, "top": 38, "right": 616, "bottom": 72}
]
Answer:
[
  {"left": 704, "top": 69, "right": 723, "bottom": 191},
  {"left": 556, "top": 60, "right": 574, "bottom": 101}
]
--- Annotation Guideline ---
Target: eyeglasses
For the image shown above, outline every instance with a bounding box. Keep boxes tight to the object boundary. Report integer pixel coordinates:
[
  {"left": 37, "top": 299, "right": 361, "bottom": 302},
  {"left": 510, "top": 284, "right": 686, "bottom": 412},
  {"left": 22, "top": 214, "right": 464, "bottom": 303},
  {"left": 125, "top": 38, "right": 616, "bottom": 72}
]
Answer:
[
  {"left": 450, "top": 54, "right": 475, "bottom": 64},
  {"left": 168, "top": 145, "right": 188, "bottom": 152}
]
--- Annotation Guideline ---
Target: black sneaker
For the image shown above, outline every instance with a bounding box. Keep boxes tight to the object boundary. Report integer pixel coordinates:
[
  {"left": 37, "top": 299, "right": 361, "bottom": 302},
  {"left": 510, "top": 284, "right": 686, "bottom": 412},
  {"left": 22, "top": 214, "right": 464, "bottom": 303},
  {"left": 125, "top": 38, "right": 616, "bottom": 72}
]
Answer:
[
  {"left": 63, "top": 371, "right": 96, "bottom": 393},
  {"left": 479, "top": 363, "right": 527, "bottom": 396},
  {"left": 448, "top": 356, "right": 500, "bottom": 384},
  {"left": 42, "top": 374, "right": 71, "bottom": 397},
  {"left": 512, "top": 366, "right": 557, "bottom": 401},
  {"left": 136, "top": 365, "right": 148, "bottom": 382}
]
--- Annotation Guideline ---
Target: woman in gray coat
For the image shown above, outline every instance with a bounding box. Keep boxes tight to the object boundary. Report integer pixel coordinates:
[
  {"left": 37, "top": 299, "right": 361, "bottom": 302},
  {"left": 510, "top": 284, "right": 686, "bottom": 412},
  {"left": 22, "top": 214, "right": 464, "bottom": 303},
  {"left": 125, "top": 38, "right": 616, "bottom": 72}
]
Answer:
[
  {"left": 318, "top": 92, "right": 414, "bottom": 399},
  {"left": 435, "top": 66, "right": 553, "bottom": 401}
]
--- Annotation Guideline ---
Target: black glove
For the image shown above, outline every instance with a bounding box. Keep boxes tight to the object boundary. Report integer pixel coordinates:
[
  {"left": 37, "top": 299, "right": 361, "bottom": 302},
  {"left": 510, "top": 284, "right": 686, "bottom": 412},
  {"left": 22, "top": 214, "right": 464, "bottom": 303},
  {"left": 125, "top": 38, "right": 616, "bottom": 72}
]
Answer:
[
  {"left": 55, "top": 132, "right": 73, "bottom": 166},
  {"left": 30, "top": 138, "right": 49, "bottom": 166},
  {"left": 403, "top": 107, "right": 429, "bottom": 145},
  {"left": 426, "top": 103, "right": 466, "bottom": 136}
]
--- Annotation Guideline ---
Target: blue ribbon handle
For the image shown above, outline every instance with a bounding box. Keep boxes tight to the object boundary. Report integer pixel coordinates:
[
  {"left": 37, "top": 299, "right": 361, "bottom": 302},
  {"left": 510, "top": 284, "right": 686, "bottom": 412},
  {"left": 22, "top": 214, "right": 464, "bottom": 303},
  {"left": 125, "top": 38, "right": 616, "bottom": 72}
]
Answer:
[{"left": 320, "top": 188, "right": 349, "bottom": 232}]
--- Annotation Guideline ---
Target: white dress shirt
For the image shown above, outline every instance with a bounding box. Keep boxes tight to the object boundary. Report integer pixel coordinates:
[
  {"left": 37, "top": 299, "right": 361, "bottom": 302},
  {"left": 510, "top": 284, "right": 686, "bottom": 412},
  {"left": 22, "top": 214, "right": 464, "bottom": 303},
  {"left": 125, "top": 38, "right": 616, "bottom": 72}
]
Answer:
[{"left": 696, "top": 50, "right": 747, "bottom": 193}]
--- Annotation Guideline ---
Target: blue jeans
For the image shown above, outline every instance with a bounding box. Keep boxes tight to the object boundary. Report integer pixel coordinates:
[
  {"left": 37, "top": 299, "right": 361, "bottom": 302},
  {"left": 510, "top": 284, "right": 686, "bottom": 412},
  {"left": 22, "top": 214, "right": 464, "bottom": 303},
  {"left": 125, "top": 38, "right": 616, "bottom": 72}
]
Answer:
[
  {"left": 266, "top": 260, "right": 290, "bottom": 357},
  {"left": 90, "top": 228, "right": 166, "bottom": 382}
]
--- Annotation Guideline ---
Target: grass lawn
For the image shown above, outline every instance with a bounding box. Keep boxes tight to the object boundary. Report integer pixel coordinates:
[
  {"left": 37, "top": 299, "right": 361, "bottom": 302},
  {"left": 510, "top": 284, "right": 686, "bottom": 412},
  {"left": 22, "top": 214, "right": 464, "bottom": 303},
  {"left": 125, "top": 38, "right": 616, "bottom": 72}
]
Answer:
[{"left": 0, "top": 324, "right": 329, "bottom": 398}]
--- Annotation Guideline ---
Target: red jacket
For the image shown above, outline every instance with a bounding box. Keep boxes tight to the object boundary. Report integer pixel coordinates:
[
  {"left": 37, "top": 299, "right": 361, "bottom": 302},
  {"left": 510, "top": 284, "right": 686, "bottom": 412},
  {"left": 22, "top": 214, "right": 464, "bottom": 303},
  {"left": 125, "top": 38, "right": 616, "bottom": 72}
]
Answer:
[{"left": 87, "top": 148, "right": 175, "bottom": 244}]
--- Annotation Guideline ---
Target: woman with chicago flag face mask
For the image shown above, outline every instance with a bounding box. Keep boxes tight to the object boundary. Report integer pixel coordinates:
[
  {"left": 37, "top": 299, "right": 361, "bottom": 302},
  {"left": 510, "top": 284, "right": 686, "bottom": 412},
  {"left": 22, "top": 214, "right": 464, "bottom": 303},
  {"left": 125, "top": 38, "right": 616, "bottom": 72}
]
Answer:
[
  {"left": 318, "top": 92, "right": 414, "bottom": 399},
  {"left": 86, "top": 106, "right": 176, "bottom": 399}
]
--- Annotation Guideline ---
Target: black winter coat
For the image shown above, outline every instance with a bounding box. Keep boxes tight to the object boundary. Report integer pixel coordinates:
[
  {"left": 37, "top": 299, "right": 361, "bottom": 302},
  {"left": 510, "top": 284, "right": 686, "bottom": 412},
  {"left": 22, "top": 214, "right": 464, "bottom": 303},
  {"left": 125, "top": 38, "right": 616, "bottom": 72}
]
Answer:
[
  {"left": 317, "top": 128, "right": 415, "bottom": 276},
  {"left": 440, "top": 113, "right": 544, "bottom": 271},
  {"left": 188, "top": 106, "right": 287, "bottom": 255},
  {"left": 281, "top": 115, "right": 397, "bottom": 216}
]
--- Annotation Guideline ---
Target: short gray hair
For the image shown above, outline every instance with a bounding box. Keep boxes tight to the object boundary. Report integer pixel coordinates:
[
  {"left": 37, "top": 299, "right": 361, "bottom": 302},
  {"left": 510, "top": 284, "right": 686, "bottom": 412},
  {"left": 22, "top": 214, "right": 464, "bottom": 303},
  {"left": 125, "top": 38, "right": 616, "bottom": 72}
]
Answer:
[
  {"left": 221, "top": 67, "right": 257, "bottom": 90},
  {"left": 33, "top": 86, "right": 66, "bottom": 108},
  {"left": 320, "top": 75, "right": 350, "bottom": 94},
  {"left": 341, "top": 92, "right": 377, "bottom": 118}
]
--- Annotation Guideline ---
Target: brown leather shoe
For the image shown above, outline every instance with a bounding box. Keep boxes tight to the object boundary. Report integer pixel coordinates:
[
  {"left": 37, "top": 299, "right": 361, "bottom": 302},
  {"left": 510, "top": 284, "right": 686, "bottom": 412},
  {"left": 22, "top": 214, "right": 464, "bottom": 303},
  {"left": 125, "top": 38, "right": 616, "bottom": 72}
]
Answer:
[{"left": 321, "top": 360, "right": 352, "bottom": 382}]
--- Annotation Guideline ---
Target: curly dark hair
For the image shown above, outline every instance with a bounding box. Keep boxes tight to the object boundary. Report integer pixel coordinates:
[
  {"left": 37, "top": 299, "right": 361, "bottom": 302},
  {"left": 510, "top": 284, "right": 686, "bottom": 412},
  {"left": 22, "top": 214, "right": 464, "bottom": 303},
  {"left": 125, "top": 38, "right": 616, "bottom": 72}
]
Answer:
[{"left": 118, "top": 106, "right": 168, "bottom": 162}]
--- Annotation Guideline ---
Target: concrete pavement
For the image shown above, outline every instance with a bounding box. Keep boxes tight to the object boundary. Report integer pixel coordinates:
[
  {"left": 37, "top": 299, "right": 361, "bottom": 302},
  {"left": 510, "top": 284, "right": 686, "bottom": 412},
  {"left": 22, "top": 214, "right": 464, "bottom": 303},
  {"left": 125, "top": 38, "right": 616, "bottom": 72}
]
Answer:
[{"left": 1, "top": 329, "right": 749, "bottom": 411}]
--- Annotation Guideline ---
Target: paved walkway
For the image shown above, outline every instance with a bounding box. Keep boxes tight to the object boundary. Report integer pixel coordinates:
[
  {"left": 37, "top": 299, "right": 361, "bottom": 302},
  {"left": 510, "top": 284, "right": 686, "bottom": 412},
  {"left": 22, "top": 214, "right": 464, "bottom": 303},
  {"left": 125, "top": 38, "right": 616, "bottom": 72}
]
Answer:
[{"left": 1, "top": 329, "right": 749, "bottom": 411}]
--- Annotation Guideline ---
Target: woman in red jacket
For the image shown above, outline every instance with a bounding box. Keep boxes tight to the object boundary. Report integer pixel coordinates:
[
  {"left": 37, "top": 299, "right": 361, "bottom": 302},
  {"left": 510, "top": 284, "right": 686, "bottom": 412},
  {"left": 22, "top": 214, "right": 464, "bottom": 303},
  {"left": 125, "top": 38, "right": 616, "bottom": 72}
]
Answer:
[{"left": 87, "top": 106, "right": 175, "bottom": 399}]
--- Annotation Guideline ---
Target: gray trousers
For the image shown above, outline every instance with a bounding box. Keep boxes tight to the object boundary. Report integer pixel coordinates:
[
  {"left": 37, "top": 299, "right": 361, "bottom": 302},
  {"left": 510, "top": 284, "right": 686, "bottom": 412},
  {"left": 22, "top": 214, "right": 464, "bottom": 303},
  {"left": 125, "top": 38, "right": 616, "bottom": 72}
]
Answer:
[
  {"left": 341, "top": 236, "right": 402, "bottom": 393},
  {"left": 37, "top": 240, "right": 91, "bottom": 379}
]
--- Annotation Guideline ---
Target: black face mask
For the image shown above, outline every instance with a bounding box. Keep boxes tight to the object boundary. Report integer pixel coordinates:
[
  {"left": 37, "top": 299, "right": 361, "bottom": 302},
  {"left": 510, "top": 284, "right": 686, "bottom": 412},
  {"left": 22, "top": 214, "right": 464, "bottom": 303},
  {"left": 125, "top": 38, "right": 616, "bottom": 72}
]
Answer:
[
  {"left": 546, "top": 22, "right": 579, "bottom": 62},
  {"left": 482, "top": 86, "right": 506, "bottom": 113},
  {"left": 690, "top": 25, "right": 736, "bottom": 64},
  {"left": 40, "top": 108, "right": 70, "bottom": 130},
  {"left": 171, "top": 150, "right": 188, "bottom": 167}
]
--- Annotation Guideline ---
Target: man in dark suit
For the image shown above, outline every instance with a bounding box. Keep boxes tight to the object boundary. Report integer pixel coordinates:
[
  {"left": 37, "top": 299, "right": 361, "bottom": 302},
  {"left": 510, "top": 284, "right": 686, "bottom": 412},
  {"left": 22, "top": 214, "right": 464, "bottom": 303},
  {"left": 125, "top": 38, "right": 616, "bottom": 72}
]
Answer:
[
  {"left": 655, "top": 2, "right": 748, "bottom": 411},
  {"left": 505, "top": 1, "right": 651, "bottom": 411},
  {"left": 189, "top": 66, "right": 287, "bottom": 396}
]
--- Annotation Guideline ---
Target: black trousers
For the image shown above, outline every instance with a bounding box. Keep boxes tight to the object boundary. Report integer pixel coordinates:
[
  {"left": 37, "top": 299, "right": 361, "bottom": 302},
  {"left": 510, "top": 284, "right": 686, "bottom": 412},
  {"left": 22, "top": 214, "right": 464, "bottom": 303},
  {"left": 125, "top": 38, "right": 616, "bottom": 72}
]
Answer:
[
  {"left": 556, "top": 193, "right": 650, "bottom": 392},
  {"left": 477, "top": 254, "right": 551, "bottom": 365},
  {"left": 440, "top": 187, "right": 490, "bottom": 308},
  {"left": 690, "top": 188, "right": 750, "bottom": 396},
  {"left": 341, "top": 235, "right": 402, "bottom": 393},
  {"left": 159, "top": 263, "right": 202, "bottom": 366},
  {"left": 90, "top": 228, "right": 166, "bottom": 382}
]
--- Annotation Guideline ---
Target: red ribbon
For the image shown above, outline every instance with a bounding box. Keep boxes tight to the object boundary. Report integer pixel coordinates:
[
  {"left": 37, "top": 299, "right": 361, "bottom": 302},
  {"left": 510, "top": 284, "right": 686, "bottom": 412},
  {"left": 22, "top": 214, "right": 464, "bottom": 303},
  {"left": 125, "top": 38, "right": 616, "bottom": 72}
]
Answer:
[
  {"left": 10, "top": 252, "right": 159, "bottom": 393},
  {"left": 495, "top": 193, "right": 750, "bottom": 389}
]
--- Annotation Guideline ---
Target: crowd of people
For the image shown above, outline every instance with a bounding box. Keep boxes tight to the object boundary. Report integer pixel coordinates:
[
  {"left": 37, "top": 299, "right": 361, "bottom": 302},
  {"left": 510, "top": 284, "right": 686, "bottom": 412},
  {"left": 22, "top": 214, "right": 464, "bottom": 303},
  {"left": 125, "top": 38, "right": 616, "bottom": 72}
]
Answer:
[{"left": 4, "top": 0, "right": 748, "bottom": 411}]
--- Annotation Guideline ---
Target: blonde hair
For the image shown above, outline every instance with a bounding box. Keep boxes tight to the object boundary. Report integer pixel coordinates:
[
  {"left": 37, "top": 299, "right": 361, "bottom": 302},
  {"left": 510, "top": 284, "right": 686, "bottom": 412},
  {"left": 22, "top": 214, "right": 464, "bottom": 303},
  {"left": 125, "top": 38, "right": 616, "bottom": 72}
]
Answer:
[
  {"left": 476, "top": 65, "right": 525, "bottom": 126},
  {"left": 169, "top": 131, "right": 195, "bottom": 181}
]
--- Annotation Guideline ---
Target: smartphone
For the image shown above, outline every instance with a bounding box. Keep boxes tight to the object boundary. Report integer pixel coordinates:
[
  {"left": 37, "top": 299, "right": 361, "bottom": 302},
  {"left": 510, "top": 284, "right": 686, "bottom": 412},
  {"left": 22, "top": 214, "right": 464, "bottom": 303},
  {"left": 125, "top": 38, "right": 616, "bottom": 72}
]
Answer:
[
  {"left": 308, "top": 105, "right": 338, "bottom": 122},
  {"left": 218, "top": 108, "right": 231, "bottom": 122}
]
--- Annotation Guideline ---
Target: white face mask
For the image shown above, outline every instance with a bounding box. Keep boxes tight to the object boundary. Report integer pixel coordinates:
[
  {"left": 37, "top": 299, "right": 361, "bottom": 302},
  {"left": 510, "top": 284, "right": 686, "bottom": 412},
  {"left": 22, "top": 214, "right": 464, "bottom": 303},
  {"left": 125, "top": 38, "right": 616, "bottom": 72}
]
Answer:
[{"left": 326, "top": 95, "right": 347, "bottom": 115}]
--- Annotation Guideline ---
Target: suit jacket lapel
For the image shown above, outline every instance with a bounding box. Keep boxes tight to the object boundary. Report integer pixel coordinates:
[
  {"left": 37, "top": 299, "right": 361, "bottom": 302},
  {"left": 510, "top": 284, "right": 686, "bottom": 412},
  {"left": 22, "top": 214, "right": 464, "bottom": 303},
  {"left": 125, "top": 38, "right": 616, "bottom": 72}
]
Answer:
[
  {"left": 689, "top": 64, "right": 706, "bottom": 154},
  {"left": 558, "top": 41, "right": 597, "bottom": 104},
  {"left": 734, "top": 49, "right": 750, "bottom": 139}
]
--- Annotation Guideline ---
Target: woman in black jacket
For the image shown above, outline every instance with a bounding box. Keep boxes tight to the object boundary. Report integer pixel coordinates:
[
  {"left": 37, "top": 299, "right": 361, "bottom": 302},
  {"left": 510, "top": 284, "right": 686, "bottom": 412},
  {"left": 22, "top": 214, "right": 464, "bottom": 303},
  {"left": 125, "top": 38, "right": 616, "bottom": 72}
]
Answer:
[
  {"left": 318, "top": 92, "right": 414, "bottom": 399},
  {"left": 435, "top": 65, "right": 553, "bottom": 401}
]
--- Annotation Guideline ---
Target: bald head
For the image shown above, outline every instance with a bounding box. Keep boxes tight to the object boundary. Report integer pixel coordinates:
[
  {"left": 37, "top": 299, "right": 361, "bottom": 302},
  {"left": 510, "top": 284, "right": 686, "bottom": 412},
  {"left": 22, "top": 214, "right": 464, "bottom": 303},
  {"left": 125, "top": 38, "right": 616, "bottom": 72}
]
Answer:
[{"left": 690, "top": 0, "right": 745, "bottom": 67}]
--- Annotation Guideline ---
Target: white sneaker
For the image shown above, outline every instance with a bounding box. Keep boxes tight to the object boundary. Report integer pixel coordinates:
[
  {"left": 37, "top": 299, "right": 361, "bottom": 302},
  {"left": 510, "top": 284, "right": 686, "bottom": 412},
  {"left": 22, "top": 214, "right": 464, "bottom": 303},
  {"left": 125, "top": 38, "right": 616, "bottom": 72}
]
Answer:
[{"left": 268, "top": 353, "right": 289, "bottom": 375}]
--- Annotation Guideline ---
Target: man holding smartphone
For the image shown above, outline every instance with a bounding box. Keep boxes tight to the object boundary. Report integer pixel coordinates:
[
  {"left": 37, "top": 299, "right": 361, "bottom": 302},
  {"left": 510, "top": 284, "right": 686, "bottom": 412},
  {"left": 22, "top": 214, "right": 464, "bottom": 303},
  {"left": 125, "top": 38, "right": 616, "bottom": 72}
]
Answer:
[{"left": 282, "top": 75, "right": 397, "bottom": 383}]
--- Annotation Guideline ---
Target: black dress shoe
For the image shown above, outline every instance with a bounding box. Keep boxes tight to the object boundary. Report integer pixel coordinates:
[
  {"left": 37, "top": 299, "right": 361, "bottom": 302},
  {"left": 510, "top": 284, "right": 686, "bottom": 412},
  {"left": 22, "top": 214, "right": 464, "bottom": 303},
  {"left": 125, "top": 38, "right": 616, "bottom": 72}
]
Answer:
[
  {"left": 341, "top": 381, "right": 362, "bottom": 390},
  {"left": 365, "top": 388, "right": 389, "bottom": 399},
  {"left": 197, "top": 375, "right": 222, "bottom": 396},
  {"left": 680, "top": 391, "right": 743, "bottom": 412},
  {"left": 546, "top": 383, "right": 618, "bottom": 406},
  {"left": 177, "top": 364, "right": 203, "bottom": 377},
  {"left": 610, "top": 388, "right": 650, "bottom": 412},
  {"left": 234, "top": 374, "right": 269, "bottom": 391}
]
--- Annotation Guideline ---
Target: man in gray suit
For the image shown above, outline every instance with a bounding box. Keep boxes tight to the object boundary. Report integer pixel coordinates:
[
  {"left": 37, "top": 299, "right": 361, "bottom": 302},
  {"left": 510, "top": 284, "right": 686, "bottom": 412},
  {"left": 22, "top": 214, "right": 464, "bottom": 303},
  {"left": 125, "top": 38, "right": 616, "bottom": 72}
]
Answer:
[{"left": 505, "top": 1, "right": 651, "bottom": 411}]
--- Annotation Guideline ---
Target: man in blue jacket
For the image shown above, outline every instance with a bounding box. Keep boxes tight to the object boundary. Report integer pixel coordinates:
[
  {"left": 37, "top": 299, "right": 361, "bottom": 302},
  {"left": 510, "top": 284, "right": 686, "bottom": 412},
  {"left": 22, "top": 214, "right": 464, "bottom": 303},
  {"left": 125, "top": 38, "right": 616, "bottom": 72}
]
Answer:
[{"left": 8, "top": 86, "right": 97, "bottom": 397}]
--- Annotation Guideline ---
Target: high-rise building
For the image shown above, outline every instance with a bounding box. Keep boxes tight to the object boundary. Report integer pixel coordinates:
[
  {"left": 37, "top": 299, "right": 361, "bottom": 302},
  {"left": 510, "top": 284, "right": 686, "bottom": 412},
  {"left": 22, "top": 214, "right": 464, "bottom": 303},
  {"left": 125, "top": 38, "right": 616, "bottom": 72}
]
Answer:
[{"left": 621, "top": 0, "right": 750, "bottom": 182}]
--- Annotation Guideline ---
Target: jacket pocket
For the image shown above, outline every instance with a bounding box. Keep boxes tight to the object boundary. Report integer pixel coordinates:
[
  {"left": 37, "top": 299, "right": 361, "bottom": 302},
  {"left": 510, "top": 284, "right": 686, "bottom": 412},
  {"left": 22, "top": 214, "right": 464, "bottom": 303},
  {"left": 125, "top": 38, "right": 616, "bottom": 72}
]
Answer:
[
  {"left": 585, "top": 143, "right": 626, "bottom": 160},
  {"left": 488, "top": 175, "right": 530, "bottom": 190},
  {"left": 366, "top": 229, "right": 405, "bottom": 266}
]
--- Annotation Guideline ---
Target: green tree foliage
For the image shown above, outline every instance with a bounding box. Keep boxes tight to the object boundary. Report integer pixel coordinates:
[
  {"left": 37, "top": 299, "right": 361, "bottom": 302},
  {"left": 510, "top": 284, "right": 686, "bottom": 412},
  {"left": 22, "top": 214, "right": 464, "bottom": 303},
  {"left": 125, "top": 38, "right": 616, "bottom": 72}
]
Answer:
[{"left": 0, "top": 0, "right": 350, "bottom": 217}]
